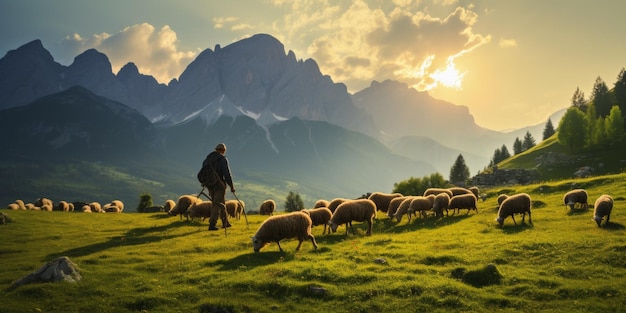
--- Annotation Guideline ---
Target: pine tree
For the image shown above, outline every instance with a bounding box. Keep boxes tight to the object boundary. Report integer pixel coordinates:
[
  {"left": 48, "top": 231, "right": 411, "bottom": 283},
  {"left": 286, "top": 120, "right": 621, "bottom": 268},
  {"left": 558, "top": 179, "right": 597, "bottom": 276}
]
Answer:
[
  {"left": 449, "top": 154, "right": 470, "bottom": 184},
  {"left": 542, "top": 118, "right": 556, "bottom": 140},
  {"left": 500, "top": 144, "right": 511, "bottom": 160},
  {"left": 571, "top": 87, "right": 587, "bottom": 112},
  {"left": 513, "top": 137, "right": 523, "bottom": 155},
  {"left": 522, "top": 131, "right": 536, "bottom": 151},
  {"left": 284, "top": 191, "right": 304, "bottom": 212},
  {"left": 591, "top": 76, "right": 612, "bottom": 117},
  {"left": 614, "top": 68, "right": 626, "bottom": 129}
]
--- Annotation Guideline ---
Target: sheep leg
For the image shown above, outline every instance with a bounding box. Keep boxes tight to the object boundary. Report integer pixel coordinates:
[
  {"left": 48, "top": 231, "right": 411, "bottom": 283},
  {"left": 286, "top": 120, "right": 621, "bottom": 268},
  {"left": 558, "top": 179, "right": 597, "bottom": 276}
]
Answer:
[
  {"left": 511, "top": 215, "right": 517, "bottom": 225},
  {"left": 605, "top": 213, "right": 610, "bottom": 226},
  {"left": 349, "top": 221, "right": 356, "bottom": 235},
  {"left": 276, "top": 241, "right": 284, "bottom": 252},
  {"left": 308, "top": 235, "right": 319, "bottom": 250},
  {"left": 366, "top": 220, "right": 372, "bottom": 236},
  {"left": 295, "top": 240, "right": 303, "bottom": 251},
  {"left": 528, "top": 211, "right": 532, "bottom": 224}
]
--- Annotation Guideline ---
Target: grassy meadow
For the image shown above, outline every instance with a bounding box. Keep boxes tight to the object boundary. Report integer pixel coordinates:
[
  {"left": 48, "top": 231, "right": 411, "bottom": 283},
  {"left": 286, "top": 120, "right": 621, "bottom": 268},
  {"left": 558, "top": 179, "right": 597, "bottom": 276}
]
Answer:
[{"left": 1, "top": 174, "right": 626, "bottom": 313}]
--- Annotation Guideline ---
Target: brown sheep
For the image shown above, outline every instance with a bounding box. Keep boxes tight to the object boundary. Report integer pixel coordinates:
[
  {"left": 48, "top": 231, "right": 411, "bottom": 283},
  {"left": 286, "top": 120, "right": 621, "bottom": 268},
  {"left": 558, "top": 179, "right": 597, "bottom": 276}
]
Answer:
[
  {"left": 367, "top": 192, "right": 403, "bottom": 213},
  {"left": 168, "top": 195, "right": 202, "bottom": 220},
  {"left": 424, "top": 188, "right": 453, "bottom": 198},
  {"left": 387, "top": 196, "right": 409, "bottom": 218},
  {"left": 407, "top": 196, "right": 434, "bottom": 222},
  {"left": 313, "top": 199, "right": 330, "bottom": 209},
  {"left": 188, "top": 201, "right": 213, "bottom": 221},
  {"left": 252, "top": 212, "right": 318, "bottom": 252},
  {"left": 496, "top": 193, "right": 532, "bottom": 227},
  {"left": 301, "top": 207, "right": 333, "bottom": 234},
  {"left": 327, "top": 198, "right": 348, "bottom": 213},
  {"left": 329, "top": 199, "right": 376, "bottom": 235},
  {"left": 259, "top": 199, "right": 276, "bottom": 216},
  {"left": 432, "top": 193, "right": 451, "bottom": 218},
  {"left": 593, "top": 194, "right": 613, "bottom": 227},
  {"left": 448, "top": 194, "right": 478, "bottom": 215},
  {"left": 448, "top": 187, "right": 473, "bottom": 197},
  {"left": 563, "top": 189, "right": 588, "bottom": 211}
]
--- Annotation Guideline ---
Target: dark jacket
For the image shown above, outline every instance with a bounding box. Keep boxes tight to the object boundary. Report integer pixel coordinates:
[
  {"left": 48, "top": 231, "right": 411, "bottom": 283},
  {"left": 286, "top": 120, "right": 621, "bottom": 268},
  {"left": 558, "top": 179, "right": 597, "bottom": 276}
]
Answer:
[{"left": 203, "top": 151, "right": 234, "bottom": 188}]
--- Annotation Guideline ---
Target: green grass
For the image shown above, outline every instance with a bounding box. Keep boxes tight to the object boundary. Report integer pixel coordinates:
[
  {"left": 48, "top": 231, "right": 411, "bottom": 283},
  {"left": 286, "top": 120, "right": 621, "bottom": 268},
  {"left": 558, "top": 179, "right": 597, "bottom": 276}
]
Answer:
[{"left": 2, "top": 174, "right": 626, "bottom": 312}]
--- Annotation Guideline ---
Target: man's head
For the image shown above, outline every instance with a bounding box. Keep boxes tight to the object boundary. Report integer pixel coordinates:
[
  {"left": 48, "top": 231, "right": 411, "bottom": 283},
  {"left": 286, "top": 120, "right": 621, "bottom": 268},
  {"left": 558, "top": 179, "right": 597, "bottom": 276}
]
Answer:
[{"left": 215, "top": 143, "right": 227, "bottom": 154}]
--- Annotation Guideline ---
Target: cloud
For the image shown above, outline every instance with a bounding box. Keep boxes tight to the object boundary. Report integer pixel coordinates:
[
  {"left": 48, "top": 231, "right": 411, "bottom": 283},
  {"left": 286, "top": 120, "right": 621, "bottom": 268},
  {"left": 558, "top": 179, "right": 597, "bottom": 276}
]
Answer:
[
  {"left": 61, "top": 23, "right": 197, "bottom": 84},
  {"left": 271, "top": 0, "right": 491, "bottom": 92},
  {"left": 213, "top": 17, "right": 239, "bottom": 29},
  {"left": 499, "top": 38, "right": 518, "bottom": 48}
]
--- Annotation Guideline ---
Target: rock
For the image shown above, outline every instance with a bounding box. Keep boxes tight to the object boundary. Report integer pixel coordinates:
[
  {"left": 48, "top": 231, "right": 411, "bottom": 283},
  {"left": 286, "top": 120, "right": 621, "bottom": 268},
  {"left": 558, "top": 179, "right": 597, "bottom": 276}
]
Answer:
[{"left": 11, "top": 256, "right": 81, "bottom": 288}]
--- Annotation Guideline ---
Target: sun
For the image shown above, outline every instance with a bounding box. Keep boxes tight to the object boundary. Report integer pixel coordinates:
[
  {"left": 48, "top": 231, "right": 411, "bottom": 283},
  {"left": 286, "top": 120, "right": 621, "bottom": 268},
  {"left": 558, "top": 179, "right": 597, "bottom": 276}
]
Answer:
[{"left": 430, "top": 60, "right": 464, "bottom": 89}]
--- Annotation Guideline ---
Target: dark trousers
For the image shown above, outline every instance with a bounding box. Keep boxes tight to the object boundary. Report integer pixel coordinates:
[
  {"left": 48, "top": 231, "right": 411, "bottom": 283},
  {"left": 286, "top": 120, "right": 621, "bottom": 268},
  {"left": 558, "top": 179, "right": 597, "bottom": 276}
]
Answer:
[{"left": 208, "top": 184, "right": 228, "bottom": 227}]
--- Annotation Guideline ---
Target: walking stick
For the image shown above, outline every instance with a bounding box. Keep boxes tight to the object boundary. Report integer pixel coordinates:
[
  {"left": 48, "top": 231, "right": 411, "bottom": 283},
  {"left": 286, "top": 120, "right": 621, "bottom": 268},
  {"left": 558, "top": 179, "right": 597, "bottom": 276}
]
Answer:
[{"left": 231, "top": 191, "right": 249, "bottom": 229}]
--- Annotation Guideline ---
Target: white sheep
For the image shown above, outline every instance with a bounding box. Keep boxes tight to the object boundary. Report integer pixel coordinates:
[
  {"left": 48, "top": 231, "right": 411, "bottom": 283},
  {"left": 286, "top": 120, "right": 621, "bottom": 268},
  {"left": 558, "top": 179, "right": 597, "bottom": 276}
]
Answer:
[
  {"left": 7, "top": 203, "right": 20, "bottom": 210},
  {"left": 15, "top": 200, "right": 27, "bottom": 210},
  {"left": 328, "top": 199, "right": 376, "bottom": 236},
  {"left": 251, "top": 211, "right": 318, "bottom": 252},
  {"left": 35, "top": 198, "right": 53, "bottom": 209},
  {"left": 57, "top": 201, "right": 70, "bottom": 212},
  {"left": 496, "top": 193, "right": 532, "bottom": 227},
  {"left": 89, "top": 202, "right": 102, "bottom": 213},
  {"left": 432, "top": 193, "right": 451, "bottom": 218},
  {"left": 226, "top": 199, "right": 244, "bottom": 220},
  {"left": 103, "top": 200, "right": 124, "bottom": 213},
  {"left": 259, "top": 199, "right": 276, "bottom": 216},
  {"left": 563, "top": 189, "right": 588, "bottom": 211},
  {"left": 168, "top": 195, "right": 202, "bottom": 220},
  {"left": 448, "top": 194, "right": 478, "bottom": 215},
  {"left": 367, "top": 192, "right": 403, "bottom": 213},
  {"left": 593, "top": 194, "right": 613, "bottom": 227},
  {"left": 163, "top": 199, "right": 176, "bottom": 213},
  {"left": 424, "top": 188, "right": 453, "bottom": 198},
  {"left": 301, "top": 207, "right": 333, "bottom": 234},
  {"left": 81, "top": 205, "right": 92, "bottom": 213}
]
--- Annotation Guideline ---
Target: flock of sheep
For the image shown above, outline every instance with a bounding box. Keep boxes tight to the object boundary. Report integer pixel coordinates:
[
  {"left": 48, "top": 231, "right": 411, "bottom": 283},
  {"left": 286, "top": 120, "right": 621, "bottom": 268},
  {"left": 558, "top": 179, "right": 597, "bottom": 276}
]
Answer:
[
  {"left": 4, "top": 186, "right": 615, "bottom": 253},
  {"left": 4, "top": 198, "right": 125, "bottom": 213}
]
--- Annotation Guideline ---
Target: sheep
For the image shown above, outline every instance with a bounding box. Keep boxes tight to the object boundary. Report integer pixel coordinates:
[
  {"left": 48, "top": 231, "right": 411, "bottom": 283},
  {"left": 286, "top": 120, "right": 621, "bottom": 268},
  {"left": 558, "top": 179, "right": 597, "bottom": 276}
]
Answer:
[
  {"left": 251, "top": 211, "right": 318, "bottom": 252},
  {"left": 168, "top": 195, "right": 202, "bottom": 220},
  {"left": 81, "top": 205, "right": 92, "bottom": 213},
  {"left": 448, "top": 194, "right": 478, "bottom": 215},
  {"left": 432, "top": 192, "right": 451, "bottom": 218},
  {"left": 41, "top": 204, "right": 53, "bottom": 211},
  {"left": 56, "top": 201, "right": 70, "bottom": 212},
  {"left": 448, "top": 187, "right": 473, "bottom": 197},
  {"left": 391, "top": 197, "right": 415, "bottom": 222},
  {"left": 226, "top": 199, "right": 245, "bottom": 220},
  {"left": 35, "top": 198, "right": 53, "bottom": 209},
  {"left": 313, "top": 199, "right": 330, "bottom": 209},
  {"left": 68, "top": 203, "right": 74, "bottom": 212},
  {"left": 15, "top": 200, "right": 26, "bottom": 210},
  {"left": 7, "top": 203, "right": 20, "bottom": 210},
  {"left": 327, "top": 198, "right": 347, "bottom": 213},
  {"left": 468, "top": 186, "right": 481, "bottom": 199},
  {"left": 387, "top": 196, "right": 409, "bottom": 218},
  {"left": 424, "top": 188, "right": 453, "bottom": 198},
  {"left": 496, "top": 193, "right": 532, "bottom": 227},
  {"left": 89, "top": 202, "right": 102, "bottom": 213},
  {"left": 163, "top": 199, "right": 176, "bottom": 212},
  {"left": 328, "top": 199, "right": 377, "bottom": 236},
  {"left": 593, "top": 194, "right": 613, "bottom": 227},
  {"left": 188, "top": 201, "right": 213, "bottom": 221},
  {"left": 496, "top": 194, "right": 509, "bottom": 208},
  {"left": 367, "top": 192, "right": 403, "bottom": 213},
  {"left": 563, "top": 189, "right": 588, "bottom": 211},
  {"left": 301, "top": 207, "right": 333, "bottom": 234},
  {"left": 259, "top": 199, "right": 276, "bottom": 216},
  {"left": 103, "top": 200, "right": 124, "bottom": 213},
  {"left": 407, "top": 196, "right": 434, "bottom": 222}
]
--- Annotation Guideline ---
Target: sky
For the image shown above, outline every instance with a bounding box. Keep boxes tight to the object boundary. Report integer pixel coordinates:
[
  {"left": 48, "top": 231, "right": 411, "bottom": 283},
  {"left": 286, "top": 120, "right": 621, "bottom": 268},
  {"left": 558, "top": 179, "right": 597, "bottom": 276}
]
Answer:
[{"left": 1, "top": 0, "right": 625, "bottom": 131}]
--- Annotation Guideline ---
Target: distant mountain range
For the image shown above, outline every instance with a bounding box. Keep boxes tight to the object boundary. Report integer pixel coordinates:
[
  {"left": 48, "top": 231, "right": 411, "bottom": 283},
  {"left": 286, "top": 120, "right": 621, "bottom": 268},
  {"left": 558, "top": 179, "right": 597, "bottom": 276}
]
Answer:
[{"left": 0, "top": 33, "right": 564, "bottom": 209}]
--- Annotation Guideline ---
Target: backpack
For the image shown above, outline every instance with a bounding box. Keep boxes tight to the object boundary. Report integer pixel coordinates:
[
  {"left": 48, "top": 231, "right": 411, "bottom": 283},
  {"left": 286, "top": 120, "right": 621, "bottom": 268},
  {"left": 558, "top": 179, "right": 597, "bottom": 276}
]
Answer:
[{"left": 197, "top": 156, "right": 222, "bottom": 187}]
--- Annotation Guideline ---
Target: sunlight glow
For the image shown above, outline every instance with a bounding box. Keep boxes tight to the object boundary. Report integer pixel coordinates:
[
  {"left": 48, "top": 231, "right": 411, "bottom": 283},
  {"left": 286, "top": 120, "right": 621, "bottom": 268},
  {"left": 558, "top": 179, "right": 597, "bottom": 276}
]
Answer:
[{"left": 430, "top": 59, "right": 465, "bottom": 89}]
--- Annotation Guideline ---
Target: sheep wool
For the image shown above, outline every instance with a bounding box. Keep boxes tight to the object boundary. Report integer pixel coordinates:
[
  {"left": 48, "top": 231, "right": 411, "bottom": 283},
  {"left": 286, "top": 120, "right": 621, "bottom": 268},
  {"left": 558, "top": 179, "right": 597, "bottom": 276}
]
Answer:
[
  {"left": 387, "top": 196, "right": 409, "bottom": 218},
  {"left": 302, "top": 207, "right": 333, "bottom": 234},
  {"left": 168, "top": 195, "right": 202, "bottom": 220},
  {"left": 432, "top": 193, "right": 451, "bottom": 218},
  {"left": 313, "top": 199, "right": 330, "bottom": 209},
  {"left": 390, "top": 197, "right": 415, "bottom": 222},
  {"left": 564, "top": 189, "right": 589, "bottom": 211},
  {"left": 448, "top": 187, "right": 473, "bottom": 197},
  {"left": 448, "top": 194, "right": 478, "bottom": 215},
  {"left": 188, "top": 201, "right": 213, "bottom": 221},
  {"left": 496, "top": 193, "right": 532, "bottom": 227},
  {"left": 226, "top": 199, "right": 244, "bottom": 220},
  {"left": 89, "top": 202, "right": 102, "bottom": 213},
  {"left": 259, "top": 199, "right": 276, "bottom": 216},
  {"left": 163, "top": 199, "right": 176, "bottom": 213},
  {"left": 593, "top": 194, "right": 613, "bottom": 227},
  {"left": 252, "top": 211, "right": 318, "bottom": 252},
  {"left": 424, "top": 188, "right": 453, "bottom": 198},
  {"left": 407, "top": 196, "right": 433, "bottom": 222},
  {"left": 368, "top": 192, "right": 403, "bottom": 213},
  {"left": 329, "top": 199, "right": 377, "bottom": 236},
  {"left": 327, "top": 198, "right": 347, "bottom": 213}
]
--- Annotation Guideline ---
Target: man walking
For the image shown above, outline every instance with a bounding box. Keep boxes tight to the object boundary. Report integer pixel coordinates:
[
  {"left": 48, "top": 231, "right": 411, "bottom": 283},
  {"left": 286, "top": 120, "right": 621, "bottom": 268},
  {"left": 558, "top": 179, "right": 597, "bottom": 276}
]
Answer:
[{"left": 201, "top": 143, "right": 235, "bottom": 231}]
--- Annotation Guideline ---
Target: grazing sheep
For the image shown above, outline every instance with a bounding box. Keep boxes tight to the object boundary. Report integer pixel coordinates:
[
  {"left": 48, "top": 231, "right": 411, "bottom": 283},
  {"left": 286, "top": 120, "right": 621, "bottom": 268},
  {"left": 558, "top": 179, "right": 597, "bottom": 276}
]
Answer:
[
  {"left": 367, "top": 192, "right": 403, "bottom": 213},
  {"left": 593, "top": 194, "right": 613, "bottom": 227},
  {"left": 329, "top": 199, "right": 377, "bottom": 236},
  {"left": 81, "top": 205, "right": 92, "bottom": 213},
  {"left": 387, "top": 196, "right": 409, "bottom": 218},
  {"left": 496, "top": 194, "right": 509, "bottom": 208},
  {"left": 103, "top": 200, "right": 124, "bottom": 213},
  {"left": 424, "top": 188, "right": 453, "bottom": 198},
  {"left": 15, "top": 200, "right": 26, "bottom": 210},
  {"left": 56, "top": 201, "right": 70, "bottom": 212},
  {"left": 313, "top": 199, "right": 330, "bottom": 209},
  {"left": 7, "top": 203, "right": 20, "bottom": 210},
  {"left": 89, "top": 202, "right": 102, "bottom": 213},
  {"left": 563, "top": 189, "right": 588, "bottom": 211},
  {"left": 68, "top": 203, "right": 74, "bottom": 212},
  {"left": 448, "top": 194, "right": 478, "bottom": 215},
  {"left": 448, "top": 187, "right": 473, "bottom": 197},
  {"left": 259, "top": 199, "right": 276, "bottom": 216},
  {"left": 251, "top": 211, "right": 318, "bottom": 252},
  {"left": 163, "top": 200, "right": 176, "bottom": 212},
  {"left": 41, "top": 204, "right": 53, "bottom": 211},
  {"left": 407, "top": 196, "right": 434, "bottom": 222},
  {"left": 226, "top": 199, "right": 245, "bottom": 220},
  {"left": 188, "top": 201, "right": 213, "bottom": 221},
  {"left": 433, "top": 193, "right": 451, "bottom": 218},
  {"left": 391, "top": 197, "right": 415, "bottom": 222},
  {"left": 468, "top": 186, "right": 481, "bottom": 199},
  {"left": 327, "top": 198, "right": 347, "bottom": 213},
  {"left": 496, "top": 193, "right": 532, "bottom": 227},
  {"left": 301, "top": 207, "right": 333, "bottom": 234},
  {"left": 35, "top": 198, "right": 53, "bottom": 209},
  {"left": 168, "top": 195, "right": 202, "bottom": 220}
]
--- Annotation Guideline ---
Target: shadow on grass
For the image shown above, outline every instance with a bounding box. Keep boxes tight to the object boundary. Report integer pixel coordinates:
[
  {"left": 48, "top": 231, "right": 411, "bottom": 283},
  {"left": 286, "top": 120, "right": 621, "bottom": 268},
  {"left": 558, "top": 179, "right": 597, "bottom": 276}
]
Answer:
[
  {"left": 206, "top": 246, "right": 332, "bottom": 271},
  {"left": 375, "top": 214, "right": 474, "bottom": 234},
  {"left": 46, "top": 222, "right": 196, "bottom": 260},
  {"left": 500, "top": 221, "right": 534, "bottom": 234},
  {"left": 567, "top": 208, "right": 590, "bottom": 216},
  {"left": 602, "top": 222, "right": 625, "bottom": 230}
]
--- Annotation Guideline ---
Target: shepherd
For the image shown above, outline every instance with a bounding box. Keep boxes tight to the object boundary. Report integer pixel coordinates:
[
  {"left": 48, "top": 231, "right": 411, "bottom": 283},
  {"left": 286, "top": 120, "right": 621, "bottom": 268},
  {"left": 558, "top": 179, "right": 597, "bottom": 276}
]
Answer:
[{"left": 199, "top": 143, "right": 236, "bottom": 231}]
